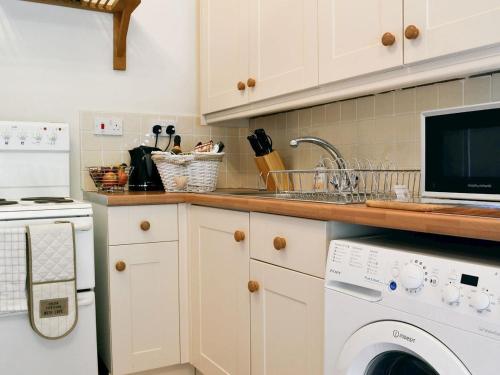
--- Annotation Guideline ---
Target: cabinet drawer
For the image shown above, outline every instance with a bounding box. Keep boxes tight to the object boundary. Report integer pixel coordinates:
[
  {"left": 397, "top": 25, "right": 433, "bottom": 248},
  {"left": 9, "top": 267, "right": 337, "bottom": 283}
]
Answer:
[
  {"left": 108, "top": 205, "right": 178, "bottom": 245},
  {"left": 250, "top": 213, "right": 329, "bottom": 278}
]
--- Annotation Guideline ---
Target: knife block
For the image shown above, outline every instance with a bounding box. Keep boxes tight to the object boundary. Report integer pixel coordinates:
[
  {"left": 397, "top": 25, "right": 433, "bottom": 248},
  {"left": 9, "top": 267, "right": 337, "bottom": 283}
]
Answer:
[{"left": 254, "top": 151, "right": 293, "bottom": 191}]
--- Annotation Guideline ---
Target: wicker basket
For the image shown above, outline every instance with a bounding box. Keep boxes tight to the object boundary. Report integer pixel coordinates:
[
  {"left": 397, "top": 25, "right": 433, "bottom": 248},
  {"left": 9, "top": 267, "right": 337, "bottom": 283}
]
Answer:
[{"left": 152, "top": 152, "right": 224, "bottom": 192}]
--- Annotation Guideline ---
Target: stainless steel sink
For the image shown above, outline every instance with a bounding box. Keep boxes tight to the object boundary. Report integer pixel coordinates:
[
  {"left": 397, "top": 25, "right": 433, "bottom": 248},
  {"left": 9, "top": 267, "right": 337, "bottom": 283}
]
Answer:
[{"left": 211, "top": 190, "right": 360, "bottom": 204}]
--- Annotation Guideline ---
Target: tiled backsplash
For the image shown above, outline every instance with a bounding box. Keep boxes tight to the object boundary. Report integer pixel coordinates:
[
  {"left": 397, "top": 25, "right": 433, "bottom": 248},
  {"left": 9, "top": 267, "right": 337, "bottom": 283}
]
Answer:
[
  {"left": 79, "top": 111, "right": 244, "bottom": 190},
  {"left": 242, "top": 73, "right": 500, "bottom": 188},
  {"left": 80, "top": 73, "right": 500, "bottom": 191}
]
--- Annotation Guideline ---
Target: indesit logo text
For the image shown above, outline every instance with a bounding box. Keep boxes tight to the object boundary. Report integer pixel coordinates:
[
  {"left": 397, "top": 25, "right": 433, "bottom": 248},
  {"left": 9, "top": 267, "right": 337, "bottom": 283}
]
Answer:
[{"left": 393, "top": 330, "right": 416, "bottom": 344}]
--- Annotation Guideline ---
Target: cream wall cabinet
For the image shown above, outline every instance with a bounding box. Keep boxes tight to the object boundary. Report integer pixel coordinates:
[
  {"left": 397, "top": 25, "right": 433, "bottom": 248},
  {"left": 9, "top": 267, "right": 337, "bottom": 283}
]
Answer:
[
  {"left": 249, "top": 260, "right": 324, "bottom": 375},
  {"left": 318, "top": 0, "right": 403, "bottom": 84},
  {"left": 202, "top": 0, "right": 500, "bottom": 124},
  {"left": 248, "top": 0, "right": 318, "bottom": 102},
  {"left": 200, "top": 0, "right": 249, "bottom": 113},
  {"left": 200, "top": 0, "right": 318, "bottom": 114},
  {"left": 404, "top": 1, "right": 500, "bottom": 63},
  {"left": 92, "top": 203, "right": 189, "bottom": 375},
  {"left": 189, "top": 206, "right": 251, "bottom": 375}
]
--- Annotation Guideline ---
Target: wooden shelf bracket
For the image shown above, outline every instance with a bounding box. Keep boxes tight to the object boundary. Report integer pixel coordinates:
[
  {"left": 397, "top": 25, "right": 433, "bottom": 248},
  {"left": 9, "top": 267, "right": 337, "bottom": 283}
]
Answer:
[
  {"left": 113, "top": 0, "right": 140, "bottom": 70},
  {"left": 23, "top": 0, "right": 141, "bottom": 70}
]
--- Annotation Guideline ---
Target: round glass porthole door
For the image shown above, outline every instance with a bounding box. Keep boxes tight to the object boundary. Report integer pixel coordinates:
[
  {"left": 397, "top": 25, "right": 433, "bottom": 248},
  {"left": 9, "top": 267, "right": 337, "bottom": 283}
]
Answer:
[
  {"left": 334, "top": 321, "right": 471, "bottom": 375},
  {"left": 366, "top": 351, "right": 438, "bottom": 375}
]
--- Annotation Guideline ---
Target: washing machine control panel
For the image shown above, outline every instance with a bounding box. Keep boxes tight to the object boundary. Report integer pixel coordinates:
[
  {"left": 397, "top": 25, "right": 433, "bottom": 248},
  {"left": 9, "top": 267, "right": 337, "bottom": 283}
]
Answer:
[{"left": 326, "top": 237, "right": 500, "bottom": 339}]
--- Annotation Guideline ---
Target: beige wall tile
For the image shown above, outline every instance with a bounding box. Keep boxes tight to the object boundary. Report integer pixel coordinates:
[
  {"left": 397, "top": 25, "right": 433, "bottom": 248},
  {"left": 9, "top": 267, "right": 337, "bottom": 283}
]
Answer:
[
  {"left": 286, "top": 110, "right": 299, "bottom": 132},
  {"left": 311, "top": 105, "right": 326, "bottom": 127},
  {"left": 325, "top": 102, "right": 341, "bottom": 124},
  {"left": 437, "top": 80, "right": 464, "bottom": 108},
  {"left": 395, "top": 88, "right": 416, "bottom": 114},
  {"left": 491, "top": 73, "right": 500, "bottom": 101},
  {"left": 375, "top": 92, "right": 395, "bottom": 117},
  {"left": 464, "top": 76, "right": 491, "bottom": 104},
  {"left": 298, "top": 108, "right": 312, "bottom": 128},
  {"left": 416, "top": 84, "right": 438, "bottom": 111},
  {"left": 80, "top": 131, "right": 101, "bottom": 151},
  {"left": 340, "top": 100, "right": 356, "bottom": 122},
  {"left": 356, "top": 96, "right": 375, "bottom": 119}
]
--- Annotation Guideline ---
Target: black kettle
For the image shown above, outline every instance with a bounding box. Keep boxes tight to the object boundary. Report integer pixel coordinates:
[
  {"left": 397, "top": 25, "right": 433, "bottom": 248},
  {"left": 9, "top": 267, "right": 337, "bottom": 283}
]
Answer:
[{"left": 128, "top": 146, "right": 163, "bottom": 191}]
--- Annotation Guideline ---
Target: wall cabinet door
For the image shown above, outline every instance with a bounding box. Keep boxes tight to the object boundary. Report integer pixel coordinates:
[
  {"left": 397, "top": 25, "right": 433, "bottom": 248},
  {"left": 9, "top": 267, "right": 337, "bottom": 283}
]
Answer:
[
  {"left": 318, "top": 0, "right": 403, "bottom": 84},
  {"left": 250, "top": 260, "right": 324, "bottom": 375},
  {"left": 200, "top": 0, "right": 249, "bottom": 113},
  {"left": 404, "top": 1, "right": 500, "bottom": 63},
  {"left": 109, "top": 242, "right": 180, "bottom": 375},
  {"left": 190, "top": 206, "right": 250, "bottom": 375},
  {"left": 248, "top": 0, "right": 318, "bottom": 101}
]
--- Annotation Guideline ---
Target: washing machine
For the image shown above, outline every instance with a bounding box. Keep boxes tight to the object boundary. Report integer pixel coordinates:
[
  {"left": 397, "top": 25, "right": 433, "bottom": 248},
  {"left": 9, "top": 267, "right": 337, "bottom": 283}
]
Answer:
[{"left": 324, "top": 235, "right": 500, "bottom": 375}]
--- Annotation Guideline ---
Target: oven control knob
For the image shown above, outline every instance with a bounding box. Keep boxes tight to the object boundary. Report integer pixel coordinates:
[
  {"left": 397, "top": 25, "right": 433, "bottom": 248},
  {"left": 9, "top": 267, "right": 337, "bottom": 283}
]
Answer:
[
  {"left": 471, "top": 292, "right": 490, "bottom": 312},
  {"left": 443, "top": 284, "right": 460, "bottom": 305},
  {"left": 33, "top": 132, "right": 43, "bottom": 142},
  {"left": 48, "top": 132, "right": 57, "bottom": 144},
  {"left": 400, "top": 263, "right": 424, "bottom": 291}
]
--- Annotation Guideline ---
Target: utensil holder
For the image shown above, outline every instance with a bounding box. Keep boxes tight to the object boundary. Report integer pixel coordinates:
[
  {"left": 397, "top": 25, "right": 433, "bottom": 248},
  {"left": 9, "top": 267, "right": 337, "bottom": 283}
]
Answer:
[{"left": 254, "top": 151, "right": 293, "bottom": 191}]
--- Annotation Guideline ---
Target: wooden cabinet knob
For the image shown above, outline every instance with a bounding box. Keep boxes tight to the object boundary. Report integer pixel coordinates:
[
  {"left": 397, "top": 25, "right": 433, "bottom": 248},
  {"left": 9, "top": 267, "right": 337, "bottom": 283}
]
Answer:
[
  {"left": 115, "top": 261, "right": 126, "bottom": 272},
  {"left": 248, "top": 280, "right": 260, "bottom": 293},
  {"left": 234, "top": 230, "right": 246, "bottom": 242},
  {"left": 381, "top": 32, "right": 396, "bottom": 46},
  {"left": 273, "top": 236, "right": 287, "bottom": 251},
  {"left": 247, "top": 78, "right": 256, "bottom": 88},
  {"left": 140, "top": 221, "right": 151, "bottom": 231},
  {"left": 237, "top": 81, "right": 246, "bottom": 91},
  {"left": 405, "top": 25, "right": 420, "bottom": 40}
]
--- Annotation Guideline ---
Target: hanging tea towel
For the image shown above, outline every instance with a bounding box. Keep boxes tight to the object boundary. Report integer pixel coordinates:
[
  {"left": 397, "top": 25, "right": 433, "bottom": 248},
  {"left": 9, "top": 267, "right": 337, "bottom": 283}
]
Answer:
[
  {"left": 26, "top": 222, "right": 78, "bottom": 340},
  {"left": 0, "top": 228, "right": 28, "bottom": 315}
]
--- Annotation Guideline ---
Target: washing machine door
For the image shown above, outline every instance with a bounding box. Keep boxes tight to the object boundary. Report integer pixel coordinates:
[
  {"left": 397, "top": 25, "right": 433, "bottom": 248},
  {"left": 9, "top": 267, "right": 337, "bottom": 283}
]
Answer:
[{"left": 335, "top": 321, "right": 471, "bottom": 375}]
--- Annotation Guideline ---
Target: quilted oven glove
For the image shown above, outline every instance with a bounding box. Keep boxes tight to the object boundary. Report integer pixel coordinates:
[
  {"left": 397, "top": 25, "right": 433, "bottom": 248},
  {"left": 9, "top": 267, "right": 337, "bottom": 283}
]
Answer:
[{"left": 26, "top": 222, "right": 78, "bottom": 340}]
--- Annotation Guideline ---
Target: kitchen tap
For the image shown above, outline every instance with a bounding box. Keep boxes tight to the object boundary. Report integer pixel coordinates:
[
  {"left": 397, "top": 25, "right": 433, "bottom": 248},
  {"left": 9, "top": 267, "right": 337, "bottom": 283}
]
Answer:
[{"left": 289, "top": 136, "right": 346, "bottom": 170}]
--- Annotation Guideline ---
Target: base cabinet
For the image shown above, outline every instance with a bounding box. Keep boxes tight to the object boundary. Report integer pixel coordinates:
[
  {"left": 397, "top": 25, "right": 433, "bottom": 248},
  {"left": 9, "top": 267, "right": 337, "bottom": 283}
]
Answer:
[
  {"left": 190, "top": 206, "right": 251, "bottom": 375},
  {"left": 250, "top": 260, "right": 324, "bottom": 375},
  {"left": 92, "top": 203, "right": 183, "bottom": 375},
  {"left": 109, "top": 242, "right": 180, "bottom": 375}
]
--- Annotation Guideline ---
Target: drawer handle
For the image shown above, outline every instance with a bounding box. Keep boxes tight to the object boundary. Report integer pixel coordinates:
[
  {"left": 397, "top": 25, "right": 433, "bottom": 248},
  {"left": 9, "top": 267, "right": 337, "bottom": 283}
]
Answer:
[
  {"left": 273, "top": 236, "right": 287, "bottom": 251},
  {"left": 115, "top": 261, "right": 126, "bottom": 272},
  {"left": 248, "top": 280, "right": 260, "bottom": 293},
  {"left": 381, "top": 32, "right": 396, "bottom": 46},
  {"left": 405, "top": 25, "right": 420, "bottom": 40},
  {"left": 140, "top": 221, "right": 151, "bottom": 231},
  {"left": 234, "top": 230, "right": 246, "bottom": 242}
]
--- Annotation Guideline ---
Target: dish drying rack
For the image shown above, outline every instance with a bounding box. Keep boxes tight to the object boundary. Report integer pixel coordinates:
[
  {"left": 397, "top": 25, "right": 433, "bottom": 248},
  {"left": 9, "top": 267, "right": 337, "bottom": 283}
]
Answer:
[{"left": 259, "top": 158, "right": 421, "bottom": 204}]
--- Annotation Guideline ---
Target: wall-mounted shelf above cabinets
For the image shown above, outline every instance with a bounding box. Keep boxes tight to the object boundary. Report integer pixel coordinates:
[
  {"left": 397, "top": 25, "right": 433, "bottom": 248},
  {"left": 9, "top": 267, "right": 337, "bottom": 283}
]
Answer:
[{"left": 23, "top": 0, "right": 141, "bottom": 70}]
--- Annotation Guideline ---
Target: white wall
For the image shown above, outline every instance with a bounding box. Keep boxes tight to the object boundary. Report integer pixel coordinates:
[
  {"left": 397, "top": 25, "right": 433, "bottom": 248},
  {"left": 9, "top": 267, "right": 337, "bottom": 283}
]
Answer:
[{"left": 0, "top": 0, "right": 198, "bottom": 198}]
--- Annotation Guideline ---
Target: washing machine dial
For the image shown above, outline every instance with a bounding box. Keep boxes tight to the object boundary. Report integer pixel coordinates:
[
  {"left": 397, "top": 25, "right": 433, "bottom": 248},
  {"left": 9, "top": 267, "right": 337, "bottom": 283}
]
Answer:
[
  {"left": 400, "top": 263, "right": 424, "bottom": 291},
  {"left": 471, "top": 292, "right": 490, "bottom": 312},
  {"left": 443, "top": 284, "right": 460, "bottom": 305}
]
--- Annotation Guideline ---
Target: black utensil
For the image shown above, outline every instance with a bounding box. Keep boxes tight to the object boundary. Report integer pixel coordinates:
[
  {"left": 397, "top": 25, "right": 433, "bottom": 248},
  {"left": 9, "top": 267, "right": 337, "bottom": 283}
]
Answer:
[
  {"left": 247, "top": 134, "right": 265, "bottom": 156},
  {"left": 254, "top": 128, "right": 273, "bottom": 154}
]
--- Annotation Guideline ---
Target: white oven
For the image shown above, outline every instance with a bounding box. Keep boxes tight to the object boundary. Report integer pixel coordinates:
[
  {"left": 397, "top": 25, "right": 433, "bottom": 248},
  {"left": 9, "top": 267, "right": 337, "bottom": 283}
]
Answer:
[{"left": 0, "top": 121, "right": 98, "bottom": 375}]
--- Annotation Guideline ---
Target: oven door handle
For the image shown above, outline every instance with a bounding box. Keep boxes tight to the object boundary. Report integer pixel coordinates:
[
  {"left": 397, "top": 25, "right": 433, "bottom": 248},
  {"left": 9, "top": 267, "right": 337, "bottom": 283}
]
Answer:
[
  {"left": 55, "top": 221, "right": 93, "bottom": 232},
  {"left": 74, "top": 223, "right": 93, "bottom": 232}
]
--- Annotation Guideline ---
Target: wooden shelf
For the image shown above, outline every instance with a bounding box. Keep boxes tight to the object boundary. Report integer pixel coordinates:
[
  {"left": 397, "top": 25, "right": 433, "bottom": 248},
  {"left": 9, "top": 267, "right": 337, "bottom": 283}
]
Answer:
[{"left": 24, "top": 0, "right": 141, "bottom": 70}]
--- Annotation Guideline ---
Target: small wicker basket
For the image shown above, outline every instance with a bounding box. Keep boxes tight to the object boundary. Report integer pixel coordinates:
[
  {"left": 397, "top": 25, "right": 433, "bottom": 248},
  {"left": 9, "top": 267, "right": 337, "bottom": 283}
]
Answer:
[{"left": 152, "top": 152, "right": 224, "bottom": 192}]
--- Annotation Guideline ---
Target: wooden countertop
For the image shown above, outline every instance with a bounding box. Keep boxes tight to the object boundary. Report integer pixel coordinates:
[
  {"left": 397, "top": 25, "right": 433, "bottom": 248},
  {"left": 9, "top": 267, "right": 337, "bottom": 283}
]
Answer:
[{"left": 83, "top": 191, "right": 500, "bottom": 242}]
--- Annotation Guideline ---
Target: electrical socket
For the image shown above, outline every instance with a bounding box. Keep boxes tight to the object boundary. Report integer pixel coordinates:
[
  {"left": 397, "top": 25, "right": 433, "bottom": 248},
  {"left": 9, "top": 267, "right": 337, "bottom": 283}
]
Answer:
[
  {"left": 94, "top": 117, "right": 123, "bottom": 136},
  {"left": 151, "top": 119, "right": 177, "bottom": 137}
]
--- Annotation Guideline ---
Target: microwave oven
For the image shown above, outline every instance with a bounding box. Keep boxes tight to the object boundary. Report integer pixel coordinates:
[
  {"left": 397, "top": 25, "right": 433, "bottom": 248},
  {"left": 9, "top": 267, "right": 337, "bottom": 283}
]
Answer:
[{"left": 421, "top": 102, "right": 500, "bottom": 202}]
